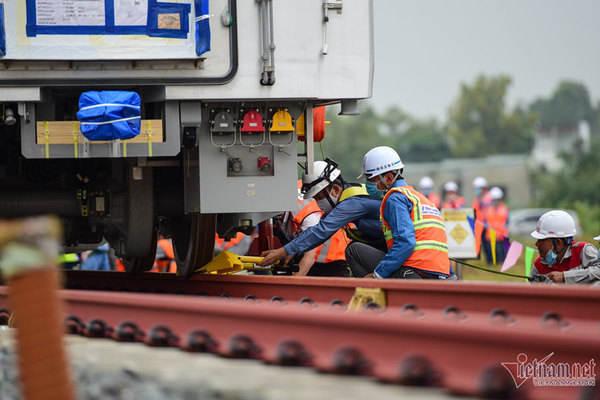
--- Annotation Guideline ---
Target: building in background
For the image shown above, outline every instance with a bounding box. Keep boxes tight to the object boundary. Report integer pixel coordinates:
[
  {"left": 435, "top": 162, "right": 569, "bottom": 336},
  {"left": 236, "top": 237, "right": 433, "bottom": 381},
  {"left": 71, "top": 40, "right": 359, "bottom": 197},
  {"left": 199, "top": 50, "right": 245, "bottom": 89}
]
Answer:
[
  {"left": 531, "top": 121, "right": 590, "bottom": 172},
  {"left": 403, "top": 154, "right": 530, "bottom": 207}
]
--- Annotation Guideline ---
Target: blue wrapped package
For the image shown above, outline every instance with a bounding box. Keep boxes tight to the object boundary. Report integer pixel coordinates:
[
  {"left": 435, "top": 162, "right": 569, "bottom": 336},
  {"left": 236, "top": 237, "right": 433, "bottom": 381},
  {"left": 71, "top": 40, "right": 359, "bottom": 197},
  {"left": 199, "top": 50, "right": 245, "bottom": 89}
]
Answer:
[{"left": 76, "top": 91, "right": 141, "bottom": 141}]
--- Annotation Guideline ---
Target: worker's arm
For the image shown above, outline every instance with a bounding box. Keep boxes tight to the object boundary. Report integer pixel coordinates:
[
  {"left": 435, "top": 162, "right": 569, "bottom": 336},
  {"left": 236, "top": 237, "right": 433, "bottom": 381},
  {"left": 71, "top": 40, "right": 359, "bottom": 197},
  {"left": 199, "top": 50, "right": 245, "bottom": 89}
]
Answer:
[
  {"left": 259, "top": 209, "right": 323, "bottom": 267},
  {"left": 294, "top": 248, "right": 318, "bottom": 276},
  {"left": 373, "top": 193, "right": 415, "bottom": 278},
  {"left": 259, "top": 247, "right": 287, "bottom": 266},
  {"left": 283, "top": 200, "right": 368, "bottom": 256},
  {"left": 563, "top": 244, "right": 600, "bottom": 284}
]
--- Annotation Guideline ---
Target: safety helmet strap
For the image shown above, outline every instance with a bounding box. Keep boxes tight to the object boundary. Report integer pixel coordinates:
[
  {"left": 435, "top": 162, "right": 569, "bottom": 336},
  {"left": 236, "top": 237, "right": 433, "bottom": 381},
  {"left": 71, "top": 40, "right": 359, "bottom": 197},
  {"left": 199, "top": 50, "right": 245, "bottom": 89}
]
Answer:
[
  {"left": 378, "top": 170, "right": 399, "bottom": 192},
  {"left": 301, "top": 158, "right": 339, "bottom": 195}
]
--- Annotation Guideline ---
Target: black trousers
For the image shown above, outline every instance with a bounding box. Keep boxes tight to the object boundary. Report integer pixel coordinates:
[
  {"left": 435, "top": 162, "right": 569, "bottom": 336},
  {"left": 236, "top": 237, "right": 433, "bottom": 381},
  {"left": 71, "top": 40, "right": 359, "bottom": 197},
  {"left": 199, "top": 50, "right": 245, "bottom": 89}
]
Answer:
[
  {"left": 307, "top": 260, "right": 349, "bottom": 277},
  {"left": 345, "top": 242, "right": 424, "bottom": 279}
]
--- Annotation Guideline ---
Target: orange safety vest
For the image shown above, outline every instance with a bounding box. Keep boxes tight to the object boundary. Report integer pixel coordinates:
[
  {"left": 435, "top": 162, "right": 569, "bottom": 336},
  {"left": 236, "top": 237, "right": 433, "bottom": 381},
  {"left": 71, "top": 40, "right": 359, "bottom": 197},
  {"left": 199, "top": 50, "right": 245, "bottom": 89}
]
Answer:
[
  {"left": 381, "top": 185, "right": 450, "bottom": 275},
  {"left": 153, "top": 238, "right": 176, "bottom": 273},
  {"left": 215, "top": 232, "right": 246, "bottom": 252},
  {"left": 426, "top": 192, "right": 441, "bottom": 209},
  {"left": 441, "top": 196, "right": 465, "bottom": 210},
  {"left": 472, "top": 191, "right": 492, "bottom": 222},
  {"left": 485, "top": 203, "right": 509, "bottom": 240},
  {"left": 290, "top": 198, "right": 323, "bottom": 236},
  {"left": 292, "top": 198, "right": 347, "bottom": 263}
]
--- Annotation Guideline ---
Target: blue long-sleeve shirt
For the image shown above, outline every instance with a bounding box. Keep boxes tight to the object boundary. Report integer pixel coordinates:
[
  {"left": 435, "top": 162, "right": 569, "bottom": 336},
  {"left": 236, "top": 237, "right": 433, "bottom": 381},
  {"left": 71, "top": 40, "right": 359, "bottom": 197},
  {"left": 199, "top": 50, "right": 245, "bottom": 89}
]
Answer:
[
  {"left": 80, "top": 243, "right": 111, "bottom": 271},
  {"left": 284, "top": 190, "right": 383, "bottom": 255},
  {"left": 374, "top": 180, "right": 416, "bottom": 278}
]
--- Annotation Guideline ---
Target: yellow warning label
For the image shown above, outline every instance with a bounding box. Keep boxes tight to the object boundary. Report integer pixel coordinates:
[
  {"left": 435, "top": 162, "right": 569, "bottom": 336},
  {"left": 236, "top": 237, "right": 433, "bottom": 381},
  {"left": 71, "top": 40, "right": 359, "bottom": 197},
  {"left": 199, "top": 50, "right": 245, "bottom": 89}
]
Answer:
[
  {"left": 442, "top": 210, "right": 468, "bottom": 222},
  {"left": 450, "top": 224, "right": 469, "bottom": 244}
]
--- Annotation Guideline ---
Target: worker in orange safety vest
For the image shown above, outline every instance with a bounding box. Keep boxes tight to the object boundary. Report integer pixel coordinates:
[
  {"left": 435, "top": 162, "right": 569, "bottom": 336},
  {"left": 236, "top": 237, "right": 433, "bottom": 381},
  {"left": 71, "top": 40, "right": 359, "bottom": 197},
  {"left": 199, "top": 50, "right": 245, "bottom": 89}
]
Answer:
[
  {"left": 441, "top": 181, "right": 465, "bottom": 210},
  {"left": 214, "top": 231, "right": 251, "bottom": 257},
  {"left": 153, "top": 234, "right": 176, "bottom": 273},
  {"left": 484, "top": 186, "right": 509, "bottom": 264},
  {"left": 348, "top": 146, "right": 454, "bottom": 280},
  {"left": 277, "top": 192, "right": 349, "bottom": 276},
  {"left": 417, "top": 176, "right": 441, "bottom": 209},
  {"left": 472, "top": 176, "right": 493, "bottom": 263},
  {"left": 260, "top": 160, "right": 384, "bottom": 276}
]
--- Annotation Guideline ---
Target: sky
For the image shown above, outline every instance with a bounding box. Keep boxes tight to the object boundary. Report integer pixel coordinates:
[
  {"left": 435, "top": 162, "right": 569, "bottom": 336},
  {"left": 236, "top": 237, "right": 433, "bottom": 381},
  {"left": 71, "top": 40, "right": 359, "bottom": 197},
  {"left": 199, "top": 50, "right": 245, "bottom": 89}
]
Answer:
[{"left": 371, "top": 0, "right": 600, "bottom": 121}]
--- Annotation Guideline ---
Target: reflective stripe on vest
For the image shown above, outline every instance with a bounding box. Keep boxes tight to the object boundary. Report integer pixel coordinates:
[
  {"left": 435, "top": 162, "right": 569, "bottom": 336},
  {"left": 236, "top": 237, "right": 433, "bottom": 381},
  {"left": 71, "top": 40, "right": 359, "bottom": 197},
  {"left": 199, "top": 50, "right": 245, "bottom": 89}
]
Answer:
[
  {"left": 58, "top": 253, "right": 78, "bottom": 264},
  {"left": 292, "top": 198, "right": 322, "bottom": 225},
  {"left": 380, "top": 185, "right": 450, "bottom": 275},
  {"left": 315, "top": 228, "right": 347, "bottom": 263}
]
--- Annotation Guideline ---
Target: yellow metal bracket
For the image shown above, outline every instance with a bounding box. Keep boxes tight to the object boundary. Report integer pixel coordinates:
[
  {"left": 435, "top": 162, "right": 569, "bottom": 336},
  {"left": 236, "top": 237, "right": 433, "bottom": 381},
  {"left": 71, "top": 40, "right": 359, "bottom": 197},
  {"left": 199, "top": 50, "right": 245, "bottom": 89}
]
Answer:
[
  {"left": 72, "top": 121, "right": 79, "bottom": 158},
  {"left": 348, "top": 287, "right": 387, "bottom": 312},
  {"left": 43, "top": 121, "right": 50, "bottom": 159},
  {"left": 196, "top": 251, "right": 264, "bottom": 275},
  {"left": 147, "top": 120, "right": 153, "bottom": 157}
]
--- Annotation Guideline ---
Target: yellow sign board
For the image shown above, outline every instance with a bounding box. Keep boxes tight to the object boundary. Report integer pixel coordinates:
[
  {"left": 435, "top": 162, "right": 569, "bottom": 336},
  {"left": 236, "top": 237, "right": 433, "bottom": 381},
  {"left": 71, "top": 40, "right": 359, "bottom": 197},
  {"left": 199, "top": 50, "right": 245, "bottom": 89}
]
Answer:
[{"left": 442, "top": 208, "right": 477, "bottom": 259}]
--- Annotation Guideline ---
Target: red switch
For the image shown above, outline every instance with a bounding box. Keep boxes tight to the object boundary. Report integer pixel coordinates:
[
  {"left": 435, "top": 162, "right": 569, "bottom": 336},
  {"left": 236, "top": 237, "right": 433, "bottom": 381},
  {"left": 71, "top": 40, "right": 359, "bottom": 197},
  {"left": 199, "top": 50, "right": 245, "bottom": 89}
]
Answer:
[{"left": 258, "top": 157, "right": 272, "bottom": 172}]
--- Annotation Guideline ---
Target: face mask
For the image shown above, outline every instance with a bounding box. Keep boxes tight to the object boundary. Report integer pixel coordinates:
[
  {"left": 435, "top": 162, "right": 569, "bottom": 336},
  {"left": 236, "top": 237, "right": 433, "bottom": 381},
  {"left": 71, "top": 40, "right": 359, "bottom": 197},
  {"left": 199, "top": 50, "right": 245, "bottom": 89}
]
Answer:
[
  {"left": 316, "top": 197, "right": 333, "bottom": 214},
  {"left": 475, "top": 188, "right": 482, "bottom": 197},
  {"left": 423, "top": 189, "right": 431, "bottom": 196},
  {"left": 366, "top": 181, "right": 384, "bottom": 199},
  {"left": 544, "top": 250, "right": 557, "bottom": 266},
  {"left": 328, "top": 191, "right": 340, "bottom": 206},
  {"left": 316, "top": 186, "right": 340, "bottom": 214}
]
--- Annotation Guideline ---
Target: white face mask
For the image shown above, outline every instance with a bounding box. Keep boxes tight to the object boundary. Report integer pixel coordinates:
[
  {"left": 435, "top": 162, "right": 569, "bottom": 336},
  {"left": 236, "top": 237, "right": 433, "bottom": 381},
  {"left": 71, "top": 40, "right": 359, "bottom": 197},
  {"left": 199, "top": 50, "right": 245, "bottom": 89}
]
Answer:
[{"left": 316, "top": 189, "right": 339, "bottom": 214}]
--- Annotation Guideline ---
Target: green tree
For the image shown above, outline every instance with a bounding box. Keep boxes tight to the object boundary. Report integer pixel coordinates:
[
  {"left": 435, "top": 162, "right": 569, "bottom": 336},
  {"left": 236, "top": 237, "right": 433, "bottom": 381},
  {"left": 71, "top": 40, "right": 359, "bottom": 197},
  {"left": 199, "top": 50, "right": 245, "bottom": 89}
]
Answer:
[
  {"left": 392, "top": 118, "right": 450, "bottom": 162},
  {"left": 533, "top": 137, "right": 600, "bottom": 236},
  {"left": 447, "top": 74, "right": 535, "bottom": 158},
  {"left": 320, "top": 104, "right": 449, "bottom": 179},
  {"left": 530, "top": 80, "right": 594, "bottom": 127}
]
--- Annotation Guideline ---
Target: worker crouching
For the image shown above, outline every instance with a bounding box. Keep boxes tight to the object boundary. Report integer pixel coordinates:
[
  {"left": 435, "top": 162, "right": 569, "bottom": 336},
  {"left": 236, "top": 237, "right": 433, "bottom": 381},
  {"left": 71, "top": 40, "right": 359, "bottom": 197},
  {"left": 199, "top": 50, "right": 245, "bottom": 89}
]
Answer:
[
  {"left": 348, "top": 146, "right": 455, "bottom": 280},
  {"left": 530, "top": 210, "right": 600, "bottom": 284}
]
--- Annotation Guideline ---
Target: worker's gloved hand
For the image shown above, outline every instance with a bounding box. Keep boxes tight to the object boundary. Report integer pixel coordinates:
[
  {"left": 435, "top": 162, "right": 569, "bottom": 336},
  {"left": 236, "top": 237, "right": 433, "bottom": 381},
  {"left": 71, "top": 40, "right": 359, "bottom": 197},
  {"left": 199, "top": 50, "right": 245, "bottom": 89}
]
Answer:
[{"left": 258, "top": 247, "right": 288, "bottom": 266}]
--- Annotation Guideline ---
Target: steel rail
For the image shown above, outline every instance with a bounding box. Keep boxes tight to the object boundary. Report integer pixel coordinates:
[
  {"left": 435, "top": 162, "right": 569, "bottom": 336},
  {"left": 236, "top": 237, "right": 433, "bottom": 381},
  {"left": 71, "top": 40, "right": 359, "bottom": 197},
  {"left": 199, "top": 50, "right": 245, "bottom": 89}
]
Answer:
[
  {"left": 55, "top": 270, "right": 600, "bottom": 320},
  {"left": 0, "top": 287, "right": 596, "bottom": 400}
]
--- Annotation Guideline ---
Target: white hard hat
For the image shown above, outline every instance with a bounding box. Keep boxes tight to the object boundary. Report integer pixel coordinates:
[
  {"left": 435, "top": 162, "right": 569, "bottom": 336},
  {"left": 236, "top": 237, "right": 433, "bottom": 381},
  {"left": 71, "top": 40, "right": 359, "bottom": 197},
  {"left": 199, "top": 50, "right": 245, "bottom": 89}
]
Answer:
[
  {"left": 444, "top": 181, "right": 458, "bottom": 192},
  {"left": 530, "top": 210, "right": 577, "bottom": 240},
  {"left": 472, "top": 176, "right": 488, "bottom": 189},
  {"left": 594, "top": 235, "right": 600, "bottom": 240},
  {"left": 302, "top": 160, "right": 341, "bottom": 199},
  {"left": 489, "top": 186, "right": 504, "bottom": 200},
  {"left": 419, "top": 176, "right": 434, "bottom": 189},
  {"left": 357, "top": 146, "right": 404, "bottom": 179}
]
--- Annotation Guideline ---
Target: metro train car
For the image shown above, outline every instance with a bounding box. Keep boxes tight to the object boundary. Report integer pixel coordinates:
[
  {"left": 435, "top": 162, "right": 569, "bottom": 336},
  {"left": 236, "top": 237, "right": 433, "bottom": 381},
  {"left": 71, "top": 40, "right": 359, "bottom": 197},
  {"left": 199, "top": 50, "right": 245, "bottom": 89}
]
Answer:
[{"left": 0, "top": 0, "right": 373, "bottom": 276}]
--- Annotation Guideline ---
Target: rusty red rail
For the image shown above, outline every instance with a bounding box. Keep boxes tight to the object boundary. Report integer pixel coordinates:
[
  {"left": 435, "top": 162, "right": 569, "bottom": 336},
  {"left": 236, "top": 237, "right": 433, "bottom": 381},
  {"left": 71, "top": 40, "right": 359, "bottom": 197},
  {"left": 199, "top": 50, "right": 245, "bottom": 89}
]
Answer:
[
  {"left": 55, "top": 270, "right": 600, "bottom": 320},
  {"left": 0, "top": 286, "right": 596, "bottom": 400}
]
